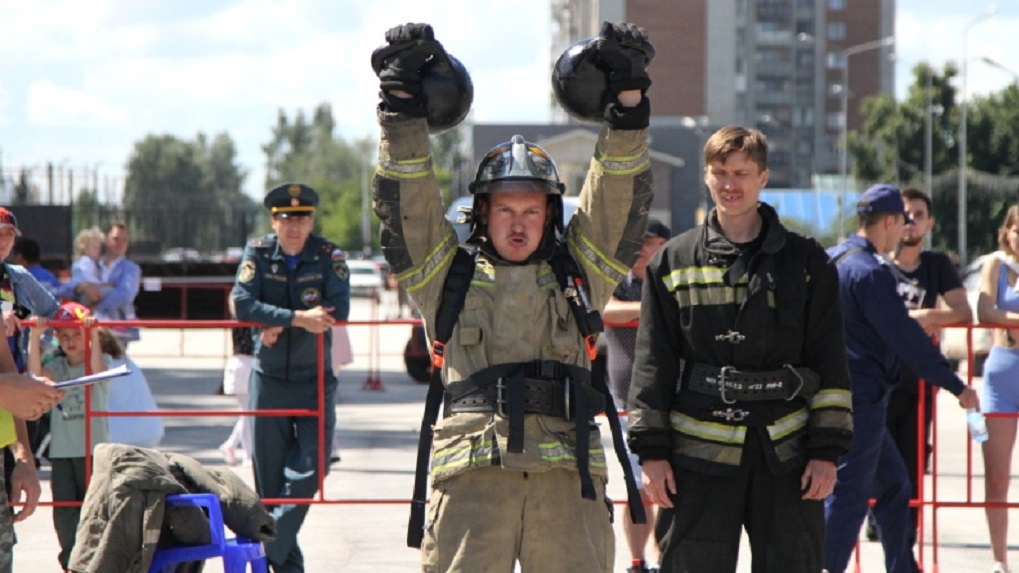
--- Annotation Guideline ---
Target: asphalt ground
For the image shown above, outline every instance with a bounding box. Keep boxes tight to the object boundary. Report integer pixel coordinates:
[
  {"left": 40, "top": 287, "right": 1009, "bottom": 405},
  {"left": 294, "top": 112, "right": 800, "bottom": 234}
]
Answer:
[{"left": 9, "top": 295, "right": 1018, "bottom": 572}]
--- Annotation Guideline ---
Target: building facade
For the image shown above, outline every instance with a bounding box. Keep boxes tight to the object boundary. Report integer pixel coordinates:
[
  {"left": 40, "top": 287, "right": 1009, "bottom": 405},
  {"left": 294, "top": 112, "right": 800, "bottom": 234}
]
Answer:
[{"left": 550, "top": 0, "right": 896, "bottom": 191}]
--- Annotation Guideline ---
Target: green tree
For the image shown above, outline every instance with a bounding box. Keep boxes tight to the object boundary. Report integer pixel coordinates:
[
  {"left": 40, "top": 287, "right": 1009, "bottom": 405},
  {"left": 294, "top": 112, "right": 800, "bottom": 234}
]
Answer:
[
  {"left": 123, "top": 133, "right": 255, "bottom": 253},
  {"left": 851, "top": 62, "right": 1019, "bottom": 259},
  {"left": 969, "top": 83, "right": 1019, "bottom": 176},
  {"left": 852, "top": 62, "right": 959, "bottom": 185},
  {"left": 261, "top": 104, "right": 471, "bottom": 254}
]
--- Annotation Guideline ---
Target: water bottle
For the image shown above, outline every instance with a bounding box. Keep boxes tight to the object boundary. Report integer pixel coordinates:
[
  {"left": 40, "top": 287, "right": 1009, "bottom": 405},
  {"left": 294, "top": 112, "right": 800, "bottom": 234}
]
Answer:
[{"left": 967, "top": 408, "right": 989, "bottom": 443}]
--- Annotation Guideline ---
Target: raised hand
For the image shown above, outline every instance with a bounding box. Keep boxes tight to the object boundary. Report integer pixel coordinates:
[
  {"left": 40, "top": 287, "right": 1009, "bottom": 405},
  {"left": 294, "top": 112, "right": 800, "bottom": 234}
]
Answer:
[{"left": 595, "top": 21, "right": 654, "bottom": 94}]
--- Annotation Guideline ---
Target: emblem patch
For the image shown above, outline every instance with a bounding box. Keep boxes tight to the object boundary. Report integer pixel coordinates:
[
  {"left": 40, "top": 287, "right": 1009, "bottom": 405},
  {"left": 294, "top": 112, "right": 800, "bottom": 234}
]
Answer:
[
  {"left": 333, "top": 259, "right": 349, "bottom": 281},
  {"left": 301, "top": 288, "right": 322, "bottom": 307},
  {"left": 238, "top": 260, "right": 256, "bottom": 283}
]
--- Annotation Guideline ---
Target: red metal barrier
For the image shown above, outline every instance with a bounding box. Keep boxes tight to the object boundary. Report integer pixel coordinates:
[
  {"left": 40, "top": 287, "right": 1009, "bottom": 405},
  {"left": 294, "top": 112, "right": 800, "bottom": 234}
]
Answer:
[{"left": 20, "top": 316, "right": 1010, "bottom": 571}]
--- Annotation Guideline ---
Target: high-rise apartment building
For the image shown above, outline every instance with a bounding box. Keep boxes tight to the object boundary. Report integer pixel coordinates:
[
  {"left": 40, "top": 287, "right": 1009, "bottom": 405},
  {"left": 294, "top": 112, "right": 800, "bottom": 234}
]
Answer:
[{"left": 551, "top": 0, "right": 896, "bottom": 189}]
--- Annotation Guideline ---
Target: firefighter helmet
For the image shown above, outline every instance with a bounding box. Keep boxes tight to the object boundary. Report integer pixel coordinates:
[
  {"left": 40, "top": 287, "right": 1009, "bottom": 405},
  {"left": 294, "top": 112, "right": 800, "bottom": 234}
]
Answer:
[{"left": 468, "top": 135, "right": 567, "bottom": 236}]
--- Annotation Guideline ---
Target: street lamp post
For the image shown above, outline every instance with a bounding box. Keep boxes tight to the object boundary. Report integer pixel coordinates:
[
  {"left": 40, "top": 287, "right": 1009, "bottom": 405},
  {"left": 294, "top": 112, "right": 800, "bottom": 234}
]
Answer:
[
  {"left": 680, "top": 115, "right": 709, "bottom": 224},
  {"left": 838, "top": 36, "right": 895, "bottom": 240},
  {"left": 958, "top": 7, "right": 997, "bottom": 266},
  {"left": 979, "top": 55, "right": 1019, "bottom": 84}
]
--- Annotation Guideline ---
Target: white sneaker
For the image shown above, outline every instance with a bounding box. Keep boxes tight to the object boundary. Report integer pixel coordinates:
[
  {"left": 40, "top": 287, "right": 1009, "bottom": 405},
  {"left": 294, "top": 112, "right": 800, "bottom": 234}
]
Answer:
[{"left": 992, "top": 562, "right": 1009, "bottom": 573}]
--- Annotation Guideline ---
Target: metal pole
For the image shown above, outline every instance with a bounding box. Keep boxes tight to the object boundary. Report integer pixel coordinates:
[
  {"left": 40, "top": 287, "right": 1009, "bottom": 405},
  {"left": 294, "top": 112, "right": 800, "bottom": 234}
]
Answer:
[
  {"left": 839, "top": 62, "right": 849, "bottom": 240},
  {"left": 837, "top": 36, "right": 895, "bottom": 241},
  {"left": 924, "top": 67, "right": 933, "bottom": 198},
  {"left": 958, "top": 7, "right": 997, "bottom": 266}
]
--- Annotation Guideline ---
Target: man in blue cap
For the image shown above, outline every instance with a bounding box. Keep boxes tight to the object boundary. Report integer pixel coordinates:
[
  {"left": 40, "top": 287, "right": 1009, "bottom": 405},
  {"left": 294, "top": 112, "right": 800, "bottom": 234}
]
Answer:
[
  {"left": 233, "top": 182, "right": 350, "bottom": 573},
  {"left": 824, "top": 184, "right": 979, "bottom": 573}
]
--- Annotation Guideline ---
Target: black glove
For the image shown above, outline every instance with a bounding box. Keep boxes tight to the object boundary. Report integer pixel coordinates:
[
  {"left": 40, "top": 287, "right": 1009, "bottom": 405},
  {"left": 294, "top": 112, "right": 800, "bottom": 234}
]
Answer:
[
  {"left": 372, "top": 23, "right": 447, "bottom": 96},
  {"left": 595, "top": 21, "right": 654, "bottom": 94}
]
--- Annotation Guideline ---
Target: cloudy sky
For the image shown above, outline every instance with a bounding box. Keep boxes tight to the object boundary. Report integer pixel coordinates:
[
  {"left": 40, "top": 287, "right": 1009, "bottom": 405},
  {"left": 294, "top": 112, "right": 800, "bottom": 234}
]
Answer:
[{"left": 1, "top": 0, "right": 1016, "bottom": 202}]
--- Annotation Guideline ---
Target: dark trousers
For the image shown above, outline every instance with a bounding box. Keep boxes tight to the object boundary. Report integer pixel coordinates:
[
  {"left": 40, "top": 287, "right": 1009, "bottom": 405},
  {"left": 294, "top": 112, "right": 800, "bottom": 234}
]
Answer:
[
  {"left": 655, "top": 430, "right": 824, "bottom": 573},
  {"left": 51, "top": 457, "right": 87, "bottom": 570},
  {"left": 249, "top": 370, "right": 336, "bottom": 573},
  {"left": 824, "top": 384, "right": 918, "bottom": 573}
]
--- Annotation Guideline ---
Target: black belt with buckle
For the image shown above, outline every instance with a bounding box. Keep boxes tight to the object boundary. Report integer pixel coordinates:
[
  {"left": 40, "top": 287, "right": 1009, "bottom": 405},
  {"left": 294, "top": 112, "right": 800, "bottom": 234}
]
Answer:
[
  {"left": 445, "top": 376, "right": 604, "bottom": 419},
  {"left": 685, "top": 363, "right": 820, "bottom": 404}
]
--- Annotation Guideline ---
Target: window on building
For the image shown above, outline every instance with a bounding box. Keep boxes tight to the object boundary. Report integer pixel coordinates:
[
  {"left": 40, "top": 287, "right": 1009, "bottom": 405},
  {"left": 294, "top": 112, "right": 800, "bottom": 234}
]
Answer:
[
  {"left": 829, "top": 0, "right": 845, "bottom": 10},
  {"left": 826, "top": 112, "right": 845, "bottom": 130},
  {"left": 828, "top": 22, "right": 846, "bottom": 41},
  {"left": 827, "top": 51, "right": 846, "bottom": 69}
]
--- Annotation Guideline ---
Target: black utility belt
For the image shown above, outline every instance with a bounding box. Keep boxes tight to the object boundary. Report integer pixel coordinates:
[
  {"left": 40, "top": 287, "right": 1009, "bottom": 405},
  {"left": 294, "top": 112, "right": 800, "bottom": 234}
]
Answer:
[
  {"left": 686, "top": 363, "right": 820, "bottom": 404},
  {"left": 445, "top": 377, "right": 605, "bottom": 420}
]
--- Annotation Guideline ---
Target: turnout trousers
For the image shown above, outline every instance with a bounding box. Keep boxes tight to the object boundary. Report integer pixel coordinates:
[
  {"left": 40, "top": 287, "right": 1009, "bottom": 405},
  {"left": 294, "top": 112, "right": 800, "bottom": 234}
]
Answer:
[
  {"left": 655, "top": 429, "right": 824, "bottom": 573},
  {"left": 422, "top": 466, "right": 614, "bottom": 573},
  {"left": 824, "top": 381, "right": 917, "bottom": 573},
  {"left": 250, "top": 369, "right": 337, "bottom": 573}
]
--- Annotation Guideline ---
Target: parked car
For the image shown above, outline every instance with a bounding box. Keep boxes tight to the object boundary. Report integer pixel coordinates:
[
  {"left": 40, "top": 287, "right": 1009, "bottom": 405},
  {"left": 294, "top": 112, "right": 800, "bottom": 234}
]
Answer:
[
  {"left": 346, "top": 259, "right": 386, "bottom": 298},
  {"left": 941, "top": 254, "right": 992, "bottom": 375}
]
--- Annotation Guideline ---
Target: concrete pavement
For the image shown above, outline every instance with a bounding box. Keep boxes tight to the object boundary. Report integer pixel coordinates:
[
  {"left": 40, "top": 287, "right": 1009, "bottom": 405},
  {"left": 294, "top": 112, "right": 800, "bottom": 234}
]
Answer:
[{"left": 9, "top": 297, "right": 1018, "bottom": 572}]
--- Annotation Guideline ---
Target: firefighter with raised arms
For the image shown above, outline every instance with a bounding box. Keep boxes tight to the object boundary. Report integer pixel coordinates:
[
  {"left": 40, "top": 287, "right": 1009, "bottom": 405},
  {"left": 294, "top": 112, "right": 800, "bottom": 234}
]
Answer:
[
  {"left": 627, "top": 126, "right": 854, "bottom": 573},
  {"left": 371, "top": 21, "right": 654, "bottom": 573}
]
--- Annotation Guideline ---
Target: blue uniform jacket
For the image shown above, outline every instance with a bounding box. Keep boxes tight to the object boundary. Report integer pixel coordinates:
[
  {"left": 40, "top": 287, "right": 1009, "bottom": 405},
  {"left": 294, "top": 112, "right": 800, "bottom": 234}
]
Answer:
[
  {"left": 232, "top": 234, "right": 350, "bottom": 379},
  {"left": 827, "top": 235, "right": 965, "bottom": 400}
]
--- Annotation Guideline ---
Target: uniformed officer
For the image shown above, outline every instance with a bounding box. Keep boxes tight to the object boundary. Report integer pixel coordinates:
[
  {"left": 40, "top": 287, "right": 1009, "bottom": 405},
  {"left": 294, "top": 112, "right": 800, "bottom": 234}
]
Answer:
[
  {"left": 824, "top": 184, "right": 978, "bottom": 573},
  {"left": 232, "top": 182, "right": 350, "bottom": 573}
]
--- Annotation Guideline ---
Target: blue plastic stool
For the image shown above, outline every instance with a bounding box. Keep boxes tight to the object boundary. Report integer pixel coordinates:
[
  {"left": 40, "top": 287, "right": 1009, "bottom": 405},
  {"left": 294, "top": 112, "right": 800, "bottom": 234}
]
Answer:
[{"left": 148, "top": 493, "right": 268, "bottom": 573}]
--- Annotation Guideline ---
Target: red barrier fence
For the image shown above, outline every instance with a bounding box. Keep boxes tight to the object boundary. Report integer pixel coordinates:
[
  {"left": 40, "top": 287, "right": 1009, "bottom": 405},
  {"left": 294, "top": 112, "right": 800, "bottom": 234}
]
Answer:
[{"left": 20, "top": 313, "right": 1013, "bottom": 570}]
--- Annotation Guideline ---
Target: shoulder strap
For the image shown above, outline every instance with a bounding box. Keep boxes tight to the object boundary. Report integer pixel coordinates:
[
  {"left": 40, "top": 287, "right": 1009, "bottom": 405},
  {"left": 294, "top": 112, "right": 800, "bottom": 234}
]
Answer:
[
  {"left": 547, "top": 241, "right": 645, "bottom": 525},
  {"left": 407, "top": 246, "right": 476, "bottom": 549},
  {"left": 548, "top": 241, "right": 604, "bottom": 359},
  {"left": 833, "top": 246, "right": 864, "bottom": 267}
]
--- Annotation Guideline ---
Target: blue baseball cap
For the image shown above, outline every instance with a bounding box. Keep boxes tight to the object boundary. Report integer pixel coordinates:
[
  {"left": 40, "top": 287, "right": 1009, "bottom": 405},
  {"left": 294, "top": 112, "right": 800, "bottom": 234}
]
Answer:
[{"left": 856, "top": 184, "right": 913, "bottom": 224}]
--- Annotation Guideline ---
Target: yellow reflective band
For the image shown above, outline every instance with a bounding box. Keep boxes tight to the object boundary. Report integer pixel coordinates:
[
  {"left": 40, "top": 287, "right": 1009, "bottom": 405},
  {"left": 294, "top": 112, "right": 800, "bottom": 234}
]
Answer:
[
  {"left": 597, "top": 146, "right": 651, "bottom": 175},
  {"left": 810, "top": 389, "right": 853, "bottom": 411},
  {"left": 629, "top": 409, "right": 671, "bottom": 431},
  {"left": 767, "top": 408, "right": 810, "bottom": 442},
  {"left": 674, "top": 435, "right": 743, "bottom": 466},
  {"left": 431, "top": 440, "right": 496, "bottom": 475},
  {"left": 377, "top": 153, "right": 433, "bottom": 179},
  {"left": 537, "top": 266, "right": 558, "bottom": 290},
  {"left": 400, "top": 231, "right": 459, "bottom": 293},
  {"left": 538, "top": 443, "right": 607, "bottom": 467},
  {"left": 670, "top": 411, "right": 747, "bottom": 444},
  {"left": 664, "top": 266, "right": 745, "bottom": 290},
  {"left": 568, "top": 230, "right": 629, "bottom": 285}
]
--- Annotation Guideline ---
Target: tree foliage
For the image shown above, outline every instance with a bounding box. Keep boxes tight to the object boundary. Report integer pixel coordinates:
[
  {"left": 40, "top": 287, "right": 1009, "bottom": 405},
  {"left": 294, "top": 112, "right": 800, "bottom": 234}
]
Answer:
[
  {"left": 261, "top": 103, "right": 470, "bottom": 255},
  {"left": 852, "top": 63, "right": 1019, "bottom": 259},
  {"left": 123, "top": 133, "right": 256, "bottom": 253}
]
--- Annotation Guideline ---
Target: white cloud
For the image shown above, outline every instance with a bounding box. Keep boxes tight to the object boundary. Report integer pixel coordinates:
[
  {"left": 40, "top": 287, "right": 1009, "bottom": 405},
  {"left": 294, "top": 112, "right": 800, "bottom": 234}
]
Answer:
[
  {"left": 26, "top": 80, "right": 129, "bottom": 127},
  {"left": 896, "top": 4, "right": 1019, "bottom": 99}
]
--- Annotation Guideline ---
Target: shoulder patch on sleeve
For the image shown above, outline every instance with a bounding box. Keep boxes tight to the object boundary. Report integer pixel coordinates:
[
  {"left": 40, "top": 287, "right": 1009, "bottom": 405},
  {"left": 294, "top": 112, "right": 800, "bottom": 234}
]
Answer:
[
  {"left": 238, "top": 260, "right": 256, "bottom": 283},
  {"left": 333, "top": 259, "right": 349, "bottom": 280}
]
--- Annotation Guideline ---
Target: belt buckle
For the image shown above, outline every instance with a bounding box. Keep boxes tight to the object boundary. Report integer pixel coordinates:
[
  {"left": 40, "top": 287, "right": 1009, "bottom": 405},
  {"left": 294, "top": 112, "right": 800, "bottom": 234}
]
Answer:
[
  {"left": 719, "top": 366, "right": 739, "bottom": 405},
  {"left": 563, "top": 377, "right": 572, "bottom": 421},
  {"left": 496, "top": 378, "right": 507, "bottom": 417},
  {"left": 782, "top": 364, "right": 804, "bottom": 401}
]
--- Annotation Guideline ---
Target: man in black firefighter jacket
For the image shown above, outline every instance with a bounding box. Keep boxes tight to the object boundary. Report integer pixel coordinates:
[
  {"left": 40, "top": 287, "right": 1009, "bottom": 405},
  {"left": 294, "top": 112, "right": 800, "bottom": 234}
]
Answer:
[{"left": 627, "top": 125, "right": 854, "bottom": 573}]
